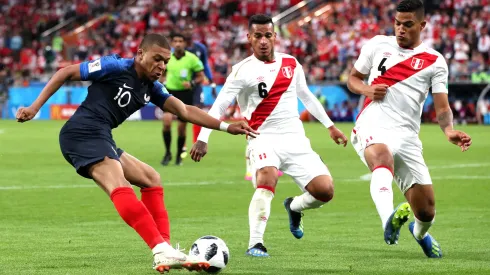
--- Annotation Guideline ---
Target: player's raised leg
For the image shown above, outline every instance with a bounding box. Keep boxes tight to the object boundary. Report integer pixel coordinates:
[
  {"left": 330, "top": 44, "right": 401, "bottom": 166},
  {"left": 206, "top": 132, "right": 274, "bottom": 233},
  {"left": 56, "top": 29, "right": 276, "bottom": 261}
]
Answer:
[
  {"left": 246, "top": 166, "right": 278, "bottom": 257},
  {"left": 364, "top": 143, "right": 410, "bottom": 245},
  {"left": 119, "top": 151, "right": 210, "bottom": 270},
  {"left": 88, "top": 157, "right": 186, "bottom": 273},
  {"left": 405, "top": 184, "right": 442, "bottom": 258},
  {"left": 161, "top": 113, "right": 173, "bottom": 166},
  {"left": 176, "top": 120, "right": 187, "bottom": 165},
  {"left": 119, "top": 151, "right": 171, "bottom": 242}
]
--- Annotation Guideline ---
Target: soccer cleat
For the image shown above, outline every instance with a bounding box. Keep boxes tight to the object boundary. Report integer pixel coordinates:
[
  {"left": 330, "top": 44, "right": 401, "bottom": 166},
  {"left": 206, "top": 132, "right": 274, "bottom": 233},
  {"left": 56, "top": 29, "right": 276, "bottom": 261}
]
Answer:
[
  {"left": 161, "top": 154, "right": 172, "bottom": 166},
  {"left": 245, "top": 172, "right": 252, "bottom": 181},
  {"left": 152, "top": 246, "right": 186, "bottom": 273},
  {"left": 408, "top": 222, "right": 443, "bottom": 258},
  {"left": 384, "top": 202, "right": 411, "bottom": 245},
  {"left": 284, "top": 197, "right": 304, "bottom": 239},
  {"left": 182, "top": 254, "right": 211, "bottom": 272},
  {"left": 245, "top": 243, "right": 269, "bottom": 257}
]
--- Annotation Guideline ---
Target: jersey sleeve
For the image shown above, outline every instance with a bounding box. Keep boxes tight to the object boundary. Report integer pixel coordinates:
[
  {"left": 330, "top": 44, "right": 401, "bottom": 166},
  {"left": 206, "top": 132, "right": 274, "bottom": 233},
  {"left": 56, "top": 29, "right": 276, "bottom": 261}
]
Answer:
[
  {"left": 296, "top": 64, "right": 334, "bottom": 129},
  {"left": 197, "top": 65, "right": 244, "bottom": 143},
  {"left": 192, "top": 55, "right": 205, "bottom": 73},
  {"left": 430, "top": 56, "right": 449, "bottom": 94},
  {"left": 151, "top": 81, "right": 172, "bottom": 109},
  {"left": 79, "top": 55, "right": 123, "bottom": 81},
  {"left": 354, "top": 36, "right": 381, "bottom": 75}
]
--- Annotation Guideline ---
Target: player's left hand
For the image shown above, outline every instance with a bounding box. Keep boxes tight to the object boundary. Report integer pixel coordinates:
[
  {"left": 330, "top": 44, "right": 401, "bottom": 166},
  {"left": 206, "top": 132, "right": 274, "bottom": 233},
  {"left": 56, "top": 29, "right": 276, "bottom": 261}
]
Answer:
[
  {"left": 190, "top": 140, "right": 208, "bottom": 162},
  {"left": 227, "top": 121, "right": 259, "bottom": 138},
  {"left": 16, "top": 106, "right": 38, "bottom": 123},
  {"left": 328, "top": 126, "right": 348, "bottom": 147},
  {"left": 445, "top": 130, "right": 472, "bottom": 152}
]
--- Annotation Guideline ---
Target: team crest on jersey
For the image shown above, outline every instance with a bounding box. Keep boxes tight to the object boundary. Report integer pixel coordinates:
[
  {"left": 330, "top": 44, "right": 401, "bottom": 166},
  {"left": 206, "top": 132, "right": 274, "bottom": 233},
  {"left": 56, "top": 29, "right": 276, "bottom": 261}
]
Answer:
[
  {"left": 281, "top": 66, "right": 293, "bottom": 79},
  {"left": 411, "top": 57, "right": 425, "bottom": 70}
]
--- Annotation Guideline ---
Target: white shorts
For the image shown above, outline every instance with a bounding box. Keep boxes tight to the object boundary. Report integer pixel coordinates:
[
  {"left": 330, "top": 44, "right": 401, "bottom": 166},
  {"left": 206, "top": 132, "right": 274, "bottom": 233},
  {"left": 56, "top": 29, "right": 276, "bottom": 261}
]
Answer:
[
  {"left": 247, "top": 134, "right": 330, "bottom": 192},
  {"left": 350, "top": 126, "right": 432, "bottom": 193}
]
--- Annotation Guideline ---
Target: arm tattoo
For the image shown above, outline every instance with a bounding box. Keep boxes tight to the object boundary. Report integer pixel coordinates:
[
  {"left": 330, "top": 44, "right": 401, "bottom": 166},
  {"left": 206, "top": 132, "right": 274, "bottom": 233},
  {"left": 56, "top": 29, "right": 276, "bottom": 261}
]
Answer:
[{"left": 437, "top": 110, "right": 453, "bottom": 132}]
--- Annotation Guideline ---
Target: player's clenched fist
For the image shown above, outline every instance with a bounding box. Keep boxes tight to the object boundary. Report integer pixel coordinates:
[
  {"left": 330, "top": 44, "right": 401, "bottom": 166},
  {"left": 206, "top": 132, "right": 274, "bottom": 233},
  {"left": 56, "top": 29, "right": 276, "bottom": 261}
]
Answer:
[
  {"left": 227, "top": 121, "right": 259, "bottom": 138},
  {"left": 16, "top": 106, "right": 38, "bottom": 123},
  {"left": 364, "top": 84, "right": 389, "bottom": 101}
]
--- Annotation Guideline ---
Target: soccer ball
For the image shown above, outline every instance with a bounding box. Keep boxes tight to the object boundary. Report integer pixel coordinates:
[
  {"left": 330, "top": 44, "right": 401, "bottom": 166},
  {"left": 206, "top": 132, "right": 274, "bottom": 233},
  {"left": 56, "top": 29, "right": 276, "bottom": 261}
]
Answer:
[{"left": 189, "top": 235, "right": 229, "bottom": 273}]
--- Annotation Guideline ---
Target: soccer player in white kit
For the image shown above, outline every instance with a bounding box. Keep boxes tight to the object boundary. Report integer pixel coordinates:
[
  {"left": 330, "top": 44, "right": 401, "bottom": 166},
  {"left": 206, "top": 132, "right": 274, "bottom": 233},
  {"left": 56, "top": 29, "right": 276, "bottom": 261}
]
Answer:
[
  {"left": 347, "top": 0, "right": 472, "bottom": 258},
  {"left": 190, "top": 14, "right": 348, "bottom": 257}
]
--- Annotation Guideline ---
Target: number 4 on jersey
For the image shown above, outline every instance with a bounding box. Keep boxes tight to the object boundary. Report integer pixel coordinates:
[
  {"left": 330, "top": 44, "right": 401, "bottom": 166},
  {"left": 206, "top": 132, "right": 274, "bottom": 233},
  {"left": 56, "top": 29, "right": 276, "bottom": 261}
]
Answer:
[
  {"left": 258, "top": 82, "right": 268, "bottom": 98},
  {"left": 378, "top": 58, "right": 387, "bottom": 75}
]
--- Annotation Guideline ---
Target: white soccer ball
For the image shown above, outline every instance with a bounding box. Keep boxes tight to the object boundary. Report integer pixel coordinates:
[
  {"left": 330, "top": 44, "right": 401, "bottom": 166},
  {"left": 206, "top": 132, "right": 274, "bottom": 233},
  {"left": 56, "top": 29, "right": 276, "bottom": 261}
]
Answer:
[{"left": 189, "top": 235, "right": 230, "bottom": 273}]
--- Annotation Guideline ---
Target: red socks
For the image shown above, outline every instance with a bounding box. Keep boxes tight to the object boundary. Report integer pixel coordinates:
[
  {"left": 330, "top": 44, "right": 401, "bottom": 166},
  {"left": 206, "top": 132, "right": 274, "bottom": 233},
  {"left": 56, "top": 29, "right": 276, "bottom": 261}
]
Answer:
[
  {"left": 110, "top": 187, "right": 164, "bottom": 249},
  {"left": 141, "top": 187, "right": 171, "bottom": 242},
  {"left": 193, "top": 124, "right": 201, "bottom": 143}
]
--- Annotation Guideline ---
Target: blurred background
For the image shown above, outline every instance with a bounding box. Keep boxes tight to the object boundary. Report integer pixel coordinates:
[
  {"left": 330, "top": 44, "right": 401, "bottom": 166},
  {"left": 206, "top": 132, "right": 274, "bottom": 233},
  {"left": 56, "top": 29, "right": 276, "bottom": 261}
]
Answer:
[{"left": 0, "top": 0, "right": 489, "bottom": 124}]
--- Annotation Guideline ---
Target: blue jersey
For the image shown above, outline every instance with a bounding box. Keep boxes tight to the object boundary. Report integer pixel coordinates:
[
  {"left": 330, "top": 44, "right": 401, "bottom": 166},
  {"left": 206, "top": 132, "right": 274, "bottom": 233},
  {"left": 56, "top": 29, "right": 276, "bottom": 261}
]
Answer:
[
  {"left": 72, "top": 54, "right": 171, "bottom": 129},
  {"left": 187, "top": 41, "right": 213, "bottom": 82}
]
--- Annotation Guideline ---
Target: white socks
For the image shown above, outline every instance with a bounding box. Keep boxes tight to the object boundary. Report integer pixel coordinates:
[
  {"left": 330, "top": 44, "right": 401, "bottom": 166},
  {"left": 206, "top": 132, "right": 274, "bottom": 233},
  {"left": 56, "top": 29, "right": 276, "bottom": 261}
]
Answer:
[
  {"left": 248, "top": 187, "right": 274, "bottom": 248},
  {"left": 413, "top": 215, "right": 434, "bottom": 240},
  {"left": 370, "top": 167, "right": 394, "bottom": 229},
  {"left": 290, "top": 192, "right": 325, "bottom": 212}
]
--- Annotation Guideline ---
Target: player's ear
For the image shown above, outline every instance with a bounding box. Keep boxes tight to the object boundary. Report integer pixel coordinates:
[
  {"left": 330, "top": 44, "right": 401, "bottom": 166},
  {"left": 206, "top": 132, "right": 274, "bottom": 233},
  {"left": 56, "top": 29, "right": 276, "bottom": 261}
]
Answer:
[
  {"left": 247, "top": 33, "right": 251, "bottom": 43},
  {"left": 420, "top": 21, "right": 426, "bottom": 31},
  {"left": 137, "top": 48, "right": 144, "bottom": 58}
]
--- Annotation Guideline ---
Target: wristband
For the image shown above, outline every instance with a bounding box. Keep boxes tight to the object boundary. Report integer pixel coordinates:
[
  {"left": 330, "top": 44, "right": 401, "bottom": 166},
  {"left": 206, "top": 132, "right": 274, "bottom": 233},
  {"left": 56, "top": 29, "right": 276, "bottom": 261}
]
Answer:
[
  {"left": 219, "top": 121, "right": 230, "bottom": 132},
  {"left": 210, "top": 83, "right": 216, "bottom": 88}
]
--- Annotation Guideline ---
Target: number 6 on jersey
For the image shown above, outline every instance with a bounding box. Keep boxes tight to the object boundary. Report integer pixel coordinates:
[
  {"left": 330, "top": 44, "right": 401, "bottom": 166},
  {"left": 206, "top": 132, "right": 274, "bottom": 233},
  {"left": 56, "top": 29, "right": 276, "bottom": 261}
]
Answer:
[{"left": 258, "top": 82, "right": 268, "bottom": 98}]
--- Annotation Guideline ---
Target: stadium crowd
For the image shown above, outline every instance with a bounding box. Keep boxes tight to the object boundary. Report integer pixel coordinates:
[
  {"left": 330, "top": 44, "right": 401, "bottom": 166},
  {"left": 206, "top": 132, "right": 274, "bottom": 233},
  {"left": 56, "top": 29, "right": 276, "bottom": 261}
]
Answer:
[
  {"left": 1, "top": 0, "right": 489, "bottom": 85},
  {"left": 0, "top": 0, "right": 489, "bottom": 123}
]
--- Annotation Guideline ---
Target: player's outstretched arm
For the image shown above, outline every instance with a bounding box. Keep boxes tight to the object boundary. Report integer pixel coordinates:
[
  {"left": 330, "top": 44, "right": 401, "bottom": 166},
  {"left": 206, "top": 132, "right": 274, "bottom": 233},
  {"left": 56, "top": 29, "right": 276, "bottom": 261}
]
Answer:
[
  {"left": 297, "top": 65, "right": 347, "bottom": 146},
  {"left": 163, "top": 96, "right": 257, "bottom": 135},
  {"left": 16, "top": 64, "right": 82, "bottom": 122},
  {"left": 433, "top": 93, "right": 472, "bottom": 152},
  {"left": 347, "top": 68, "right": 388, "bottom": 101}
]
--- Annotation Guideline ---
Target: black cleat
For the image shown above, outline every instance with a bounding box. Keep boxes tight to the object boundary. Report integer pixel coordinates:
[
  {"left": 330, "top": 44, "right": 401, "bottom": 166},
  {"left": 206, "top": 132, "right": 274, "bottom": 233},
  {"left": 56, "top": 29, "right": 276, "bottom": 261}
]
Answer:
[{"left": 161, "top": 154, "right": 172, "bottom": 166}]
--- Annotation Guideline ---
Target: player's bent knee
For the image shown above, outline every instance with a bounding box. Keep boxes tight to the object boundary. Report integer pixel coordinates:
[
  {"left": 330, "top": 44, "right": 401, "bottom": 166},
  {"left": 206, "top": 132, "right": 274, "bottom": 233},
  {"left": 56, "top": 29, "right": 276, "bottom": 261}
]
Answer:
[
  {"left": 306, "top": 175, "right": 334, "bottom": 202},
  {"left": 146, "top": 170, "right": 162, "bottom": 188}
]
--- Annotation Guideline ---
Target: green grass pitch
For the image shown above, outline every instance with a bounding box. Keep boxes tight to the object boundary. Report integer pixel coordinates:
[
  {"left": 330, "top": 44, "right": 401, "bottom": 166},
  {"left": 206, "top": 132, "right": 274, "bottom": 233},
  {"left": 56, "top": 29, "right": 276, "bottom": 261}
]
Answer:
[{"left": 0, "top": 120, "right": 489, "bottom": 274}]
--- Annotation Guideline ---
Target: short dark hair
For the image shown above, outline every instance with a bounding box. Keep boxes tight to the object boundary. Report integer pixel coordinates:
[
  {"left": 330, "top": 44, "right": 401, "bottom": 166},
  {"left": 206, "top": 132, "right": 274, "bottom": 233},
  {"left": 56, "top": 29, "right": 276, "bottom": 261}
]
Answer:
[
  {"left": 396, "top": 0, "right": 425, "bottom": 20},
  {"left": 248, "top": 14, "right": 274, "bottom": 29},
  {"left": 170, "top": 32, "right": 186, "bottom": 41},
  {"left": 139, "top": 33, "right": 170, "bottom": 50}
]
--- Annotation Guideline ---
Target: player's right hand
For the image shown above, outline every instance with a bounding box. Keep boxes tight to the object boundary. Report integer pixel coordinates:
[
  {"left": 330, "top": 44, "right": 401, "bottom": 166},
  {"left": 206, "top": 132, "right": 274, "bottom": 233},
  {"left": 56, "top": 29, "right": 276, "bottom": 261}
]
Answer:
[
  {"left": 227, "top": 121, "right": 259, "bottom": 138},
  {"left": 190, "top": 141, "right": 208, "bottom": 162},
  {"left": 364, "top": 84, "right": 389, "bottom": 101},
  {"left": 16, "top": 106, "right": 38, "bottom": 123}
]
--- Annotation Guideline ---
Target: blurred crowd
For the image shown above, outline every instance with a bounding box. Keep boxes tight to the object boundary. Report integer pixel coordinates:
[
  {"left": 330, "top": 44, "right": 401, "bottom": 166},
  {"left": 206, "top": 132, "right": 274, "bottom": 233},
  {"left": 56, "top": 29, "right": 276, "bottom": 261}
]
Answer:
[
  {"left": 0, "top": 0, "right": 489, "bottom": 123},
  {"left": 0, "top": 0, "right": 489, "bottom": 86}
]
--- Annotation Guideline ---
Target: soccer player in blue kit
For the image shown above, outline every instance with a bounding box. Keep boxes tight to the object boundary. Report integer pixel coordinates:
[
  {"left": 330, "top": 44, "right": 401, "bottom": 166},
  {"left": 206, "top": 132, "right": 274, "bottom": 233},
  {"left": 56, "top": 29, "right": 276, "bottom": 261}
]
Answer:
[{"left": 16, "top": 33, "right": 256, "bottom": 273}]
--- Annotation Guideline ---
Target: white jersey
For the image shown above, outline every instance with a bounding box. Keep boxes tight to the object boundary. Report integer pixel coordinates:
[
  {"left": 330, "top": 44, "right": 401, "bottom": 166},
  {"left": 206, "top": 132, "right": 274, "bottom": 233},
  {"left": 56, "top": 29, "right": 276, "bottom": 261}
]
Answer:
[
  {"left": 198, "top": 52, "right": 333, "bottom": 142},
  {"left": 354, "top": 35, "right": 449, "bottom": 134}
]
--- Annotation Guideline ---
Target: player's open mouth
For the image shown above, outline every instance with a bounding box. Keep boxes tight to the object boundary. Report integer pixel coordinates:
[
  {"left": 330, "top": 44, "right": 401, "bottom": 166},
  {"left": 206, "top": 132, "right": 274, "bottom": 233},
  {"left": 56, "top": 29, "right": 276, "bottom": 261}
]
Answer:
[{"left": 155, "top": 72, "right": 162, "bottom": 78}]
